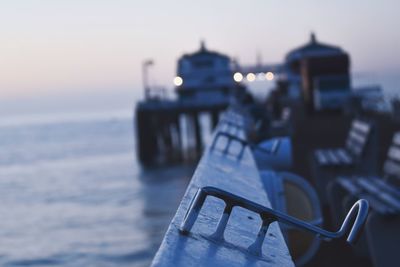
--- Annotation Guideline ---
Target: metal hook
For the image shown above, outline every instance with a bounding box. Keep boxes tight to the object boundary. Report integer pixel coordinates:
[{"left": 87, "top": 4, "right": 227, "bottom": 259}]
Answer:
[
  {"left": 210, "top": 132, "right": 248, "bottom": 160},
  {"left": 180, "top": 186, "right": 369, "bottom": 255},
  {"left": 210, "top": 132, "right": 281, "bottom": 160}
]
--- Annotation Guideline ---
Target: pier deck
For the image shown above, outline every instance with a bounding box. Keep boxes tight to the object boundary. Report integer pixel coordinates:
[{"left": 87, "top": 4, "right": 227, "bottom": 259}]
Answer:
[{"left": 151, "top": 112, "right": 294, "bottom": 267}]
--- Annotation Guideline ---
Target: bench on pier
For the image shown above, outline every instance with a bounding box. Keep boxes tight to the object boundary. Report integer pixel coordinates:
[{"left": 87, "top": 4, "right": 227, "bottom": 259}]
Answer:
[
  {"left": 311, "top": 119, "right": 377, "bottom": 203},
  {"left": 328, "top": 132, "right": 400, "bottom": 267}
]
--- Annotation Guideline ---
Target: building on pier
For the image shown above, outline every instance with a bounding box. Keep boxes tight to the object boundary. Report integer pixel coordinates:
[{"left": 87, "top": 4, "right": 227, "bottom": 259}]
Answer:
[
  {"left": 174, "top": 41, "right": 239, "bottom": 100},
  {"left": 282, "top": 33, "right": 351, "bottom": 111}
]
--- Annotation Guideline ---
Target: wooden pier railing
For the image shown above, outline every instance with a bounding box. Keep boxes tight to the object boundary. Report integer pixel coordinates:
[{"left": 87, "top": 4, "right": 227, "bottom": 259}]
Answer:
[{"left": 151, "top": 109, "right": 295, "bottom": 267}]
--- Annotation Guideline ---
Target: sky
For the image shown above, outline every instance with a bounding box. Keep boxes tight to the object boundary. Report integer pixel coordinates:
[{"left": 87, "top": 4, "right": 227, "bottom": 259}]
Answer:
[{"left": 0, "top": 0, "right": 399, "bottom": 115}]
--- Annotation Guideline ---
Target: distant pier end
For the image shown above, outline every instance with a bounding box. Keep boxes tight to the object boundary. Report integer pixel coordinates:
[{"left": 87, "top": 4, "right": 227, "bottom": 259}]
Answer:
[{"left": 135, "top": 42, "right": 246, "bottom": 165}]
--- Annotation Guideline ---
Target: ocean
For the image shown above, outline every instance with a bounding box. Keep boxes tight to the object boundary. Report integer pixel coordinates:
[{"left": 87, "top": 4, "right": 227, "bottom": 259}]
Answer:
[{"left": 0, "top": 112, "right": 194, "bottom": 267}]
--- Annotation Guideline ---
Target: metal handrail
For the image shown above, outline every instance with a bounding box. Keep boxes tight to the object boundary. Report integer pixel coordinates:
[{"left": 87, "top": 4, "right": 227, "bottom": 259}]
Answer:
[{"left": 180, "top": 186, "right": 369, "bottom": 256}]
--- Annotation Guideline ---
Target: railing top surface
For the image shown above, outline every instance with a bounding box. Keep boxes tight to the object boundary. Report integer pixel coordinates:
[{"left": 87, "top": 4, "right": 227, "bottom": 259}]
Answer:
[{"left": 151, "top": 112, "right": 294, "bottom": 267}]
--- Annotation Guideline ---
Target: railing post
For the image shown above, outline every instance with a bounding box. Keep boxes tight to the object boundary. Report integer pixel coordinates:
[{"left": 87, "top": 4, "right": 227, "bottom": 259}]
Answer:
[
  {"left": 248, "top": 217, "right": 274, "bottom": 256},
  {"left": 180, "top": 189, "right": 207, "bottom": 235},
  {"left": 210, "top": 204, "right": 233, "bottom": 241}
]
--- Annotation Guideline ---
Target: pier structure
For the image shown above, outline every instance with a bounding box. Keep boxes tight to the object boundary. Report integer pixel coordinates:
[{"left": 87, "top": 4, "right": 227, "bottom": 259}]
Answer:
[
  {"left": 136, "top": 42, "right": 247, "bottom": 165},
  {"left": 135, "top": 96, "right": 229, "bottom": 165}
]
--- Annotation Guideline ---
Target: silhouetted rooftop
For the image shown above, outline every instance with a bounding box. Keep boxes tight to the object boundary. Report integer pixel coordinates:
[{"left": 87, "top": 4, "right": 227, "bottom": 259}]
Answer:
[
  {"left": 181, "top": 41, "right": 230, "bottom": 60},
  {"left": 286, "top": 33, "right": 345, "bottom": 62}
]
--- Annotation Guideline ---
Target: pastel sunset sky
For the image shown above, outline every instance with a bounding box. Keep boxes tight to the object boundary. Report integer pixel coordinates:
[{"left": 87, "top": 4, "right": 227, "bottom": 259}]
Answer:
[{"left": 1, "top": 0, "right": 399, "bottom": 115}]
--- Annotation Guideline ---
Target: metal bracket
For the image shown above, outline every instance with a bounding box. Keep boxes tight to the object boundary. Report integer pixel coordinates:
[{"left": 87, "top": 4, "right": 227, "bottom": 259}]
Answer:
[
  {"left": 180, "top": 186, "right": 369, "bottom": 256},
  {"left": 210, "top": 132, "right": 248, "bottom": 160},
  {"left": 220, "top": 118, "right": 244, "bottom": 136},
  {"left": 210, "top": 132, "right": 281, "bottom": 160}
]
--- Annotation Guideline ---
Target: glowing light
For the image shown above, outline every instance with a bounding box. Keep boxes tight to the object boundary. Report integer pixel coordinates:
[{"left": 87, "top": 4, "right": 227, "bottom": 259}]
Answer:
[
  {"left": 173, "top": 76, "right": 183, "bottom": 86},
  {"left": 265, "top": 72, "right": 274, "bottom": 81},
  {"left": 233, "top": 72, "right": 243, "bottom": 82},
  {"left": 246, "top": 73, "right": 256, "bottom": 82}
]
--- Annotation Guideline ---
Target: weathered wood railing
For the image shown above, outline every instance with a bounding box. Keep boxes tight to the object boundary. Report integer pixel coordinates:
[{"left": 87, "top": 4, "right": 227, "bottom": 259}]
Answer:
[{"left": 151, "top": 109, "right": 295, "bottom": 267}]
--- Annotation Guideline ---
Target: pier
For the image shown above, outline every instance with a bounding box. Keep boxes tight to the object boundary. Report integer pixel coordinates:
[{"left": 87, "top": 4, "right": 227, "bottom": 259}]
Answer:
[
  {"left": 135, "top": 42, "right": 246, "bottom": 165},
  {"left": 135, "top": 96, "right": 229, "bottom": 165}
]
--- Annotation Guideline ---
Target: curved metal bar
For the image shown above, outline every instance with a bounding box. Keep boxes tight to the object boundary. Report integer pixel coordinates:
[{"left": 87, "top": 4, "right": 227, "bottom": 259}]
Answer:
[
  {"left": 210, "top": 132, "right": 248, "bottom": 159},
  {"left": 210, "top": 132, "right": 281, "bottom": 160},
  {"left": 180, "top": 186, "right": 369, "bottom": 252}
]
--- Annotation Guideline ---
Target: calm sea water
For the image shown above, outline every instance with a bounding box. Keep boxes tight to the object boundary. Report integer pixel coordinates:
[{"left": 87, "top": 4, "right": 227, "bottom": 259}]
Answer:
[{"left": 0, "top": 112, "right": 194, "bottom": 267}]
